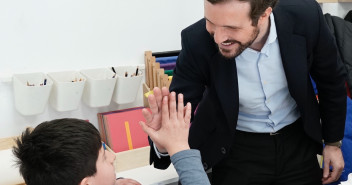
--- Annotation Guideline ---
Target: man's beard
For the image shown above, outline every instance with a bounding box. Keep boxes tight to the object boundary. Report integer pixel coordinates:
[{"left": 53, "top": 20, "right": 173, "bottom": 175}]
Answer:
[{"left": 218, "top": 27, "right": 260, "bottom": 59}]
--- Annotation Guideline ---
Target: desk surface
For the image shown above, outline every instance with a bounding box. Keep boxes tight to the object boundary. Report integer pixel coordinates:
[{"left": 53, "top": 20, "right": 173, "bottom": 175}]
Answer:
[{"left": 116, "top": 164, "right": 179, "bottom": 185}]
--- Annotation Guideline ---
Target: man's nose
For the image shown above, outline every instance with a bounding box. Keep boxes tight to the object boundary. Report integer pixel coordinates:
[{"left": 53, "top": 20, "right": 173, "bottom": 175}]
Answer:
[{"left": 213, "top": 28, "right": 227, "bottom": 44}]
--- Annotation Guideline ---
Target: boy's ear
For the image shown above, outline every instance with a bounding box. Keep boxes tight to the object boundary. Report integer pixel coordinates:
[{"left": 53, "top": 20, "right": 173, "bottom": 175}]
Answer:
[{"left": 79, "top": 177, "right": 91, "bottom": 185}]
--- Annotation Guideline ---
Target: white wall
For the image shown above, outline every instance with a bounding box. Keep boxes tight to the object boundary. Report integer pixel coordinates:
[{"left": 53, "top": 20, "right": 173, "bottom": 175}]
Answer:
[
  {"left": 0, "top": 0, "right": 204, "bottom": 138},
  {"left": 321, "top": 2, "right": 352, "bottom": 18}
]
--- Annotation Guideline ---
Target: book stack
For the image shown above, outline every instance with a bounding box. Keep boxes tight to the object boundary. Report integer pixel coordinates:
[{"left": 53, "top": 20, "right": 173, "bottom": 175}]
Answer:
[
  {"left": 143, "top": 50, "right": 179, "bottom": 107},
  {"left": 98, "top": 107, "right": 149, "bottom": 153}
]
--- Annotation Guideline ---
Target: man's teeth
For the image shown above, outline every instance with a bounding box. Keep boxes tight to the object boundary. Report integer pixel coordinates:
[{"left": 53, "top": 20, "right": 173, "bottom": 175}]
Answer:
[{"left": 222, "top": 42, "right": 232, "bottom": 46}]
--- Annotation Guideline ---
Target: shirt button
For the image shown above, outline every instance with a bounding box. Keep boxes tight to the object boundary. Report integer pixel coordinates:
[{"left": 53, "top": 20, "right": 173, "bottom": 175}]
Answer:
[
  {"left": 203, "top": 162, "right": 208, "bottom": 170},
  {"left": 221, "top": 147, "right": 226, "bottom": 154}
]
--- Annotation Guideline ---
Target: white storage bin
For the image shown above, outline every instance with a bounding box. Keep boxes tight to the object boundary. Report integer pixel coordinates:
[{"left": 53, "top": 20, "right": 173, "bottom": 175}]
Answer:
[
  {"left": 48, "top": 71, "right": 85, "bottom": 111},
  {"left": 112, "top": 66, "right": 143, "bottom": 104},
  {"left": 13, "top": 72, "right": 53, "bottom": 116},
  {"left": 80, "top": 68, "right": 116, "bottom": 107}
]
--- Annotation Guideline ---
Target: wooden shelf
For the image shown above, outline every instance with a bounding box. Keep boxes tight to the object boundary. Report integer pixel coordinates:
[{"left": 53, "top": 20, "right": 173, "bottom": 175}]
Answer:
[{"left": 317, "top": 0, "right": 352, "bottom": 2}]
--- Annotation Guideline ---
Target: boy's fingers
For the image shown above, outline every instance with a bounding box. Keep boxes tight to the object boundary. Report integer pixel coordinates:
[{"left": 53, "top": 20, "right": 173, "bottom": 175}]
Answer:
[
  {"left": 169, "top": 92, "right": 177, "bottom": 120},
  {"left": 177, "top": 93, "right": 184, "bottom": 120},
  {"left": 184, "top": 102, "right": 192, "bottom": 125},
  {"left": 161, "top": 96, "right": 169, "bottom": 124}
]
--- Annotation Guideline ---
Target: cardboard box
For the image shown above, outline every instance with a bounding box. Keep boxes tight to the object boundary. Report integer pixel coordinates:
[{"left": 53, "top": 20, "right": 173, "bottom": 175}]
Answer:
[{"left": 107, "top": 145, "right": 150, "bottom": 172}]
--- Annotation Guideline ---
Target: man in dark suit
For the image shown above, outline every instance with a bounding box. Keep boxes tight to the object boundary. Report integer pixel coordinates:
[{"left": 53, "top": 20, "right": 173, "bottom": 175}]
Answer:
[{"left": 142, "top": 0, "right": 347, "bottom": 184}]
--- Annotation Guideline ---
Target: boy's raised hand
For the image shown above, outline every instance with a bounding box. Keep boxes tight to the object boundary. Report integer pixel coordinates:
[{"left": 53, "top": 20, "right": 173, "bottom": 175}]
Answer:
[{"left": 140, "top": 92, "right": 192, "bottom": 156}]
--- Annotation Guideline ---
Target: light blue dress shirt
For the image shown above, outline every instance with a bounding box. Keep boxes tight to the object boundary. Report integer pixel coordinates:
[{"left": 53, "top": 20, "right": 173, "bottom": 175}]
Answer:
[{"left": 235, "top": 14, "right": 300, "bottom": 133}]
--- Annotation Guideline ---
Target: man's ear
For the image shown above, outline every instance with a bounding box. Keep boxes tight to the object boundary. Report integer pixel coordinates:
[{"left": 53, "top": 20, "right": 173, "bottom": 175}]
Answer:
[
  {"left": 79, "top": 177, "right": 91, "bottom": 185},
  {"left": 257, "top": 7, "right": 272, "bottom": 26},
  {"left": 261, "top": 7, "right": 272, "bottom": 20}
]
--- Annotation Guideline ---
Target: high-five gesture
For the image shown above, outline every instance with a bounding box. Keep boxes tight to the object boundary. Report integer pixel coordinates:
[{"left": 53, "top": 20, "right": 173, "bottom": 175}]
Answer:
[{"left": 140, "top": 92, "right": 192, "bottom": 156}]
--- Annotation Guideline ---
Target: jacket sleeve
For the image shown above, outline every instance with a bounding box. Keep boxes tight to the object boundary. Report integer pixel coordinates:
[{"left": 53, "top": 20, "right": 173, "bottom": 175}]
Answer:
[{"left": 310, "top": 1, "right": 347, "bottom": 143}]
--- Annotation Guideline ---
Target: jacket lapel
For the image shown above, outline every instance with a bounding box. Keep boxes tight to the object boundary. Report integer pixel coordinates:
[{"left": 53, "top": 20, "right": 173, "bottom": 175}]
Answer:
[
  {"left": 212, "top": 53, "right": 239, "bottom": 130},
  {"left": 274, "top": 7, "right": 308, "bottom": 105}
]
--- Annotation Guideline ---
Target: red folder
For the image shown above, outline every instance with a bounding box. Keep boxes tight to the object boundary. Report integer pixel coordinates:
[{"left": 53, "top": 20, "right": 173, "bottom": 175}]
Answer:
[{"left": 98, "top": 107, "right": 149, "bottom": 153}]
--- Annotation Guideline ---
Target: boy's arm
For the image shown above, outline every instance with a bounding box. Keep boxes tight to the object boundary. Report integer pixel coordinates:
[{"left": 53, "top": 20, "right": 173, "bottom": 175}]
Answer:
[{"left": 171, "top": 149, "right": 210, "bottom": 185}]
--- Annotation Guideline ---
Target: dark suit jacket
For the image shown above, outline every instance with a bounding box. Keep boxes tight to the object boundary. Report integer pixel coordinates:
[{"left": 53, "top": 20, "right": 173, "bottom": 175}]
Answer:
[{"left": 150, "top": 0, "right": 347, "bottom": 171}]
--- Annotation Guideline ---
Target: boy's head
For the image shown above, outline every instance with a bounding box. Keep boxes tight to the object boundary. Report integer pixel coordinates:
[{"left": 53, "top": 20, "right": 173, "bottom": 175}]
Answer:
[{"left": 13, "top": 118, "right": 117, "bottom": 185}]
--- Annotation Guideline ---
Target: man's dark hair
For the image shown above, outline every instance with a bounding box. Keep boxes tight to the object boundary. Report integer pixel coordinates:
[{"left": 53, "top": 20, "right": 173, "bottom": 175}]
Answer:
[
  {"left": 13, "top": 118, "right": 101, "bottom": 185},
  {"left": 207, "top": 0, "right": 279, "bottom": 26}
]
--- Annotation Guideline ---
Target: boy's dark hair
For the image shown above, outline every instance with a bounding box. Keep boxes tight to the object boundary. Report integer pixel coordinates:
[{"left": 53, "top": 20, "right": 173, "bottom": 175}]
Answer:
[
  {"left": 207, "top": 0, "right": 279, "bottom": 26},
  {"left": 13, "top": 118, "right": 101, "bottom": 185}
]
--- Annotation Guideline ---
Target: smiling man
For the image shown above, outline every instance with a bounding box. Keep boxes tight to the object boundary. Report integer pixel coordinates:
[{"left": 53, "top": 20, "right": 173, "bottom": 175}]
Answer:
[{"left": 146, "top": 0, "right": 347, "bottom": 185}]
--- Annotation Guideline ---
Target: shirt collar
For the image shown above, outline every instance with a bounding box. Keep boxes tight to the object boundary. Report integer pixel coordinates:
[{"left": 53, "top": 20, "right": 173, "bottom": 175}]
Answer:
[
  {"left": 260, "top": 13, "right": 277, "bottom": 56},
  {"left": 266, "top": 13, "right": 277, "bottom": 45}
]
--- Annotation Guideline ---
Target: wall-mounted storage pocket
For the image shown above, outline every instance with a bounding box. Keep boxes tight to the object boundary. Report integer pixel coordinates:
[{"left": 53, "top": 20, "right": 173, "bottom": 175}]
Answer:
[
  {"left": 48, "top": 71, "right": 85, "bottom": 111},
  {"left": 13, "top": 73, "right": 53, "bottom": 116},
  {"left": 112, "top": 66, "right": 143, "bottom": 104},
  {"left": 80, "top": 68, "right": 116, "bottom": 107}
]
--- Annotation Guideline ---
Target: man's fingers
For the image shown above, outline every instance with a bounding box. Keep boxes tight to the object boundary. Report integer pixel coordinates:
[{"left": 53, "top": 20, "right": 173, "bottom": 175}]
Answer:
[
  {"left": 323, "top": 160, "right": 330, "bottom": 178},
  {"left": 322, "top": 177, "right": 334, "bottom": 185},
  {"left": 177, "top": 93, "right": 184, "bottom": 120},
  {"left": 139, "top": 121, "right": 155, "bottom": 136},
  {"left": 329, "top": 169, "right": 340, "bottom": 182},
  {"left": 330, "top": 162, "right": 344, "bottom": 182},
  {"left": 141, "top": 108, "right": 152, "bottom": 123},
  {"left": 169, "top": 92, "right": 177, "bottom": 120},
  {"left": 153, "top": 87, "right": 163, "bottom": 110},
  {"left": 148, "top": 94, "right": 159, "bottom": 115},
  {"left": 184, "top": 102, "right": 192, "bottom": 125},
  {"left": 161, "top": 86, "right": 170, "bottom": 97},
  {"left": 161, "top": 96, "right": 169, "bottom": 124}
]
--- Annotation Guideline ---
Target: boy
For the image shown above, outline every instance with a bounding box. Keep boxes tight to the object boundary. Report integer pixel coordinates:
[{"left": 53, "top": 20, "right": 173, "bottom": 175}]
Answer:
[{"left": 13, "top": 118, "right": 140, "bottom": 185}]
